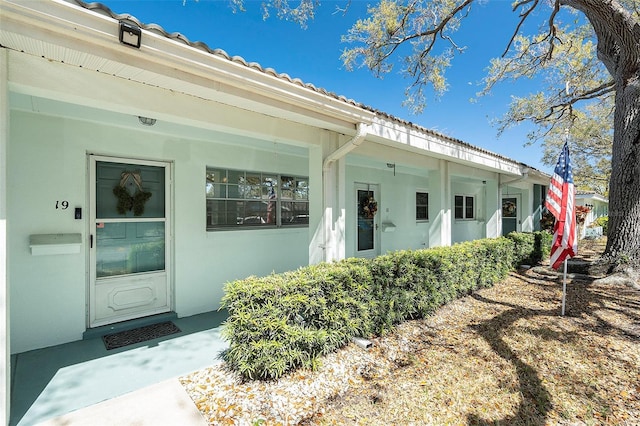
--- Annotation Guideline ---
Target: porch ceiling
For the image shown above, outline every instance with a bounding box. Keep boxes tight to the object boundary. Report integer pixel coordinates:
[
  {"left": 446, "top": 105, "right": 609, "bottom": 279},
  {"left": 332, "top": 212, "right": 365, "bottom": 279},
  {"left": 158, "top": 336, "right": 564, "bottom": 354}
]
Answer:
[{"left": 9, "top": 92, "right": 310, "bottom": 158}]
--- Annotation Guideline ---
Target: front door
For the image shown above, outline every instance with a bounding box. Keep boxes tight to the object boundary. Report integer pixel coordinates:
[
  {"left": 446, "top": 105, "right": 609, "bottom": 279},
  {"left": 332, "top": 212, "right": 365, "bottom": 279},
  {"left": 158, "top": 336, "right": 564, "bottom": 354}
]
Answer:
[
  {"left": 501, "top": 195, "right": 521, "bottom": 236},
  {"left": 89, "top": 156, "right": 171, "bottom": 328},
  {"left": 355, "top": 183, "right": 380, "bottom": 258}
]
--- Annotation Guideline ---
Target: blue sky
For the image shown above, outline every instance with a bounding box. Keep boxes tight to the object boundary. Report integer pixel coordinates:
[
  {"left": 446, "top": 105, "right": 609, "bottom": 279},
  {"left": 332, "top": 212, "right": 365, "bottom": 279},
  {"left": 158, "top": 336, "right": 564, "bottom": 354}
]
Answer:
[{"left": 100, "top": 0, "right": 550, "bottom": 172}]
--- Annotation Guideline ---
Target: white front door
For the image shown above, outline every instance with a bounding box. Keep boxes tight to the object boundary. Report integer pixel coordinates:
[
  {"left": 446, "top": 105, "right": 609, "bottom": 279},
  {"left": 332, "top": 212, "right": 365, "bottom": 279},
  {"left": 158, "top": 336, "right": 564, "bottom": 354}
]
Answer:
[
  {"left": 355, "top": 183, "right": 380, "bottom": 258},
  {"left": 89, "top": 156, "right": 172, "bottom": 328}
]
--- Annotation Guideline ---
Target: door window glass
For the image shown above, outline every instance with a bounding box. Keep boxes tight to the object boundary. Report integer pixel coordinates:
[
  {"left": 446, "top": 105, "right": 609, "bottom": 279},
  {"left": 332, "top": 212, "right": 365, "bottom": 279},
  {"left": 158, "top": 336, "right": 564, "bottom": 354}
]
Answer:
[
  {"left": 357, "top": 190, "right": 375, "bottom": 251},
  {"left": 96, "top": 221, "right": 165, "bottom": 277},
  {"left": 96, "top": 162, "right": 165, "bottom": 219}
]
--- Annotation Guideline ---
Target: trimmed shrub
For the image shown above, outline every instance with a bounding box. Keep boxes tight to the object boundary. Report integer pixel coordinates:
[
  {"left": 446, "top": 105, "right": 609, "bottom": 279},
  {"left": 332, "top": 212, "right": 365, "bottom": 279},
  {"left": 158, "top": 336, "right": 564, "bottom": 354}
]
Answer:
[
  {"left": 220, "top": 258, "right": 375, "bottom": 379},
  {"left": 506, "top": 231, "right": 552, "bottom": 266},
  {"left": 221, "top": 237, "right": 522, "bottom": 380},
  {"left": 535, "top": 231, "right": 553, "bottom": 261},
  {"left": 592, "top": 216, "right": 608, "bottom": 234}
]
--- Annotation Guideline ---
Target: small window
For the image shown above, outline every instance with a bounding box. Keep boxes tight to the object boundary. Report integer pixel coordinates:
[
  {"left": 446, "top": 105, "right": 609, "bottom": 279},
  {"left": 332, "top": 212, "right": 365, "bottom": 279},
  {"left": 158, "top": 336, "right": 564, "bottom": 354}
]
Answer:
[
  {"left": 416, "top": 192, "right": 429, "bottom": 221},
  {"left": 454, "top": 195, "right": 475, "bottom": 219}
]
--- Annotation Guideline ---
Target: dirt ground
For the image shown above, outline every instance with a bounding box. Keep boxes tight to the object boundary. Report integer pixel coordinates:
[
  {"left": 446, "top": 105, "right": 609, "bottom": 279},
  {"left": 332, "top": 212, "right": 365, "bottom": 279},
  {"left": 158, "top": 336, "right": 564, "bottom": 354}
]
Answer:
[
  {"left": 304, "top": 239, "right": 640, "bottom": 425},
  {"left": 184, "top": 238, "right": 639, "bottom": 425}
]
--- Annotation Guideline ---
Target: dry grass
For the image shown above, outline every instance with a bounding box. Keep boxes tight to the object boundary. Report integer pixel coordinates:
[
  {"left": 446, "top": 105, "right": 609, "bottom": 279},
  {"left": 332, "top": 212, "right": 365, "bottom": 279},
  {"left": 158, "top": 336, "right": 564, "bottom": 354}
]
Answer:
[{"left": 302, "top": 239, "right": 640, "bottom": 425}]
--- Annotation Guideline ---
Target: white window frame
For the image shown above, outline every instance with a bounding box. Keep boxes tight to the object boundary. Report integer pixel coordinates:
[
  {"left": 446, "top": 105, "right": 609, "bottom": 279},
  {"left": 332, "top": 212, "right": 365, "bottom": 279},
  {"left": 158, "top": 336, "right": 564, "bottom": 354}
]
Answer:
[
  {"left": 206, "top": 167, "right": 309, "bottom": 231},
  {"left": 454, "top": 194, "right": 476, "bottom": 220}
]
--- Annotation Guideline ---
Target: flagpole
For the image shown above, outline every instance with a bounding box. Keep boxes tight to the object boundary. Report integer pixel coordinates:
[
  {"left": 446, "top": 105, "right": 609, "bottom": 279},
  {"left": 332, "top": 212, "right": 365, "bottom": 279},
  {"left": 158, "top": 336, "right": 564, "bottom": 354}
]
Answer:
[
  {"left": 561, "top": 80, "right": 570, "bottom": 317},
  {"left": 561, "top": 258, "right": 567, "bottom": 316}
]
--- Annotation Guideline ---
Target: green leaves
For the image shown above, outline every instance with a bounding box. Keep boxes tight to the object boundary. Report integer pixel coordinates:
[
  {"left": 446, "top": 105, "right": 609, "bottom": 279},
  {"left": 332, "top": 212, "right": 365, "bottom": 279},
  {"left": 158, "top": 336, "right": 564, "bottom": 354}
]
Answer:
[
  {"left": 506, "top": 231, "right": 552, "bottom": 266},
  {"left": 221, "top": 236, "right": 541, "bottom": 380}
]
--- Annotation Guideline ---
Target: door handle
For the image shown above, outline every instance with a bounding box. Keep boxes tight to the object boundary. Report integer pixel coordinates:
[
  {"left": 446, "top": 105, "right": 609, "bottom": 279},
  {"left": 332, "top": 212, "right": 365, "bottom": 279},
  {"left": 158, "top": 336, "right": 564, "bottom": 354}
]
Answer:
[
  {"left": 375, "top": 223, "right": 379, "bottom": 230},
  {"left": 90, "top": 234, "right": 93, "bottom": 249}
]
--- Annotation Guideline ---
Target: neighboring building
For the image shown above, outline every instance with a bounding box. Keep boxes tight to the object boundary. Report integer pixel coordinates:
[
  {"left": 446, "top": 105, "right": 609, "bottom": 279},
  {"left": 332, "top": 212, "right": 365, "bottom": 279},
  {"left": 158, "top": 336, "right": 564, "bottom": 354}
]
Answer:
[
  {"left": 0, "top": 0, "right": 551, "bottom": 417},
  {"left": 576, "top": 192, "right": 609, "bottom": 238}
]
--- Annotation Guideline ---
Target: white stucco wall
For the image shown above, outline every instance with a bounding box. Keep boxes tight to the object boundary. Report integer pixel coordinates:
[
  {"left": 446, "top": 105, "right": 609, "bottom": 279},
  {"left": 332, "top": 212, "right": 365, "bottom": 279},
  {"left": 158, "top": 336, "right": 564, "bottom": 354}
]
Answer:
[
  {"left": 451, "top": 181, "right": 486, "bottom": 244},
  {"left": 344, "top": 164, "right": 433, "bottom": 259},
  {"left": 8, "top": 109, "right": 310, "bottom": 353},
  {"left": 500, "top": 184, "right": 533, "bottom": 235}
]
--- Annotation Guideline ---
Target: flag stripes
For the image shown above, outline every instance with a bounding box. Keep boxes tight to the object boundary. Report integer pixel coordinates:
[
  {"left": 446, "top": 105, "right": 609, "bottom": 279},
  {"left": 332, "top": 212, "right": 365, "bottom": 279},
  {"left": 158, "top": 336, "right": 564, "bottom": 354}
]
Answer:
[{"left": 545, "top": 142, "right": 577, "bottom": 269}]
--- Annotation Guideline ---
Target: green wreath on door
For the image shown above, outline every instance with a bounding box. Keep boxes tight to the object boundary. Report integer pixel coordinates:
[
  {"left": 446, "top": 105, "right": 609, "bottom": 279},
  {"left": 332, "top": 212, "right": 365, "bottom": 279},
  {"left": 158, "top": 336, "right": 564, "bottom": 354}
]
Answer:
[{"left": 113, "top": 170, "right": 152, "bottom": 216}]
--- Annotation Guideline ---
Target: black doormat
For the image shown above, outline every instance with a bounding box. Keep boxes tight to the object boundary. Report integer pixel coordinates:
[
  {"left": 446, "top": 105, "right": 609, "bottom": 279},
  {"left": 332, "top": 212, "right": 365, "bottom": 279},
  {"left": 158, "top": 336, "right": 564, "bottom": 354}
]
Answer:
[{"left": 102, "top": 321, "right": 181, "bottom": 350}]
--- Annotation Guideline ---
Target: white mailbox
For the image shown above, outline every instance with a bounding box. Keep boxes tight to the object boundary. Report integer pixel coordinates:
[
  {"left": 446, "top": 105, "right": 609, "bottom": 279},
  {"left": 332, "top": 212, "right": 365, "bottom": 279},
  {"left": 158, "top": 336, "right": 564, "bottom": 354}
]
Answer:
[
  {"left": 381, "top": 222, "right": 396, "bottom": 232},
  {"left": 29, "top": 233, "right": 82, "bottom": 256}
]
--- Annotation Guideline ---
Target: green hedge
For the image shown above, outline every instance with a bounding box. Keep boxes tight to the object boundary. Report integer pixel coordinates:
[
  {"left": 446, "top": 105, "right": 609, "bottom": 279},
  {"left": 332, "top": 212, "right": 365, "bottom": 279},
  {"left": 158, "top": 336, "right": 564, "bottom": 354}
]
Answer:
[
  {"left": 220, "top": 258, "right": 375, "bottom": 379},
  {"left": 506, "top": 231, "right": 552, "bottom": 266},
  {"left": 592, "top": 216, "right": 608, "bottom": 234},
  {"left": 220, "top": 236, "right": 526, "bottom": 380}
]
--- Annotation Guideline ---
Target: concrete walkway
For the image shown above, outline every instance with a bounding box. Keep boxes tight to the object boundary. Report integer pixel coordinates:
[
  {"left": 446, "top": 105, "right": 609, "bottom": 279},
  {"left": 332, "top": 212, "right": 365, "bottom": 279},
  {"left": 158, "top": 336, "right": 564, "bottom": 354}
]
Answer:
[
  {"left": 37, "top": 379, "right": 208, "bottom": 426},
  {"left": 10, "top": 311, "right": 228, "bottom": 426}
]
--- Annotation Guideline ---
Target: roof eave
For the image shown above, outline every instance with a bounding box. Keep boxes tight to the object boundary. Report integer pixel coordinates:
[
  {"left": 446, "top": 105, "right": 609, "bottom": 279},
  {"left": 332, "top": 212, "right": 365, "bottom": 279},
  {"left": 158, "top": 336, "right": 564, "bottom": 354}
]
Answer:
[{"left": 0, "top": 0, "right": 375, "bottom": 131}]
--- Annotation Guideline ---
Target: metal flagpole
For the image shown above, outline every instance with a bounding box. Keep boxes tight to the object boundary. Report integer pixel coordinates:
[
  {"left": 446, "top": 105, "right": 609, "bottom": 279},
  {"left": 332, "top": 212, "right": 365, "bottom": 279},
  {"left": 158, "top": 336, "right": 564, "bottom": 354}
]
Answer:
[
  {"left": 562, "top": 258, "right": 567, "bottom": 316},
  {"left": 560, "top": 80, "right": 571, "bottom": 317}
]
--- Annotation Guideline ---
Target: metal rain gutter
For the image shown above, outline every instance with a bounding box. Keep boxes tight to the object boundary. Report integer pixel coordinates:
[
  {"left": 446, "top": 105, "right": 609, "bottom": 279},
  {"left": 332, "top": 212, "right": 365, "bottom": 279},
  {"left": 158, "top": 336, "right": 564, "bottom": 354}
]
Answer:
[
  {"left": 323, "top": 123, "right": 368, "bottom": 171},
  {"left": 500, "top": 167, "right": 530, "bottom": 188},
  {"left": 321, "top": 123, "right": 368, "bottom": 262}
]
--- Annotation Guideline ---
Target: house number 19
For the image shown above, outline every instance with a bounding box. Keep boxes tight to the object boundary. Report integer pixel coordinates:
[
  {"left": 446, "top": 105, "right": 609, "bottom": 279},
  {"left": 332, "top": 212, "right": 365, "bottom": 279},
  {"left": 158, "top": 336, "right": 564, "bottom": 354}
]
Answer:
[{"left": 56, "top": 200, "right": 69, "bottom": 210}]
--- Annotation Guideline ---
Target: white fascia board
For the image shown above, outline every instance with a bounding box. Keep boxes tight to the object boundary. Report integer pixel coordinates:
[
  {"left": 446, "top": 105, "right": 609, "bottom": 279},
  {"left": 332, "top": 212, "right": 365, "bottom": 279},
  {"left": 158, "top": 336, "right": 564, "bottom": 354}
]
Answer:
[
  {"left": 368, "top": 116, "right": 524, "bottom": 175},
  {"left": 576, "top": 193, "right": 608, "bottom": 203},
  {"left": 0, "top": 0, "right": 374, "bottom": 131}
]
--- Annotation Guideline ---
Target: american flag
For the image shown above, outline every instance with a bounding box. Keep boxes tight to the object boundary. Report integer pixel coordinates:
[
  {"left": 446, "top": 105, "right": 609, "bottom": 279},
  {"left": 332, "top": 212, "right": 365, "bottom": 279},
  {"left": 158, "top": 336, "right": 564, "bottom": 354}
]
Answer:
[{"left": 545, "top": 142, "right": 577, "bottom": 269}]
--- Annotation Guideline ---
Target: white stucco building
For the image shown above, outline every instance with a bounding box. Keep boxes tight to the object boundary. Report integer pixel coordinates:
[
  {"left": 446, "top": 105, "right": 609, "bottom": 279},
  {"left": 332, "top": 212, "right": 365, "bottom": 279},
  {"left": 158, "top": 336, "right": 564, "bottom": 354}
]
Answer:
[
  {"left": 576, "top": 192, "right": 609, "bottom": 238},
  {"left": 0, "top": 0, "right": 552, "bottom": 418}
]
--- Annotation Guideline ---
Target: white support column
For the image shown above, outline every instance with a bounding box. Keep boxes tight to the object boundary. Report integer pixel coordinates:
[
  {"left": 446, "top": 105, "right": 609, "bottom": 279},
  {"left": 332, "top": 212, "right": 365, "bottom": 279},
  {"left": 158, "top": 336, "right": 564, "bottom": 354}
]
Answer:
[
  {"left": 321, "top": 126, "right": 365, "bottom": 263},
  {"left": 497, "top": 176, "right": 503, "bottom": 237},
  {"left": 0, "top": 48, "right": 10, "bottom": 424},
  {"left": 485, "top": 174, "right": 500, "bottom": 238},
  {"left": 308, "top": 143, "right": 325, "bottom": 265},
  {"left": 335, "top": 156, "right": 347, "bottom": 260},
  {"left": 316, "top": 132, "right": 340, "bottom": 263},
  {"left": 440, "top": 160, "right": 451, "bottom": 247},
  {"left": 521, "top": 184, "right": 534, "bottom": 232},
  {"left": 429, "top": 160, "right": 451, "bottom": 247}
]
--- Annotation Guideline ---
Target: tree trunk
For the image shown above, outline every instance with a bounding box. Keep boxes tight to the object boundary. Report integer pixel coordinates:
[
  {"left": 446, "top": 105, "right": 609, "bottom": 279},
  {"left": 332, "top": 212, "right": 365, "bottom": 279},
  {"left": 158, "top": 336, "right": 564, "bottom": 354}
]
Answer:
[
  {"left": 605, "top": 76, "right": 640, "bottom": 264},
  {"left": 564, "top": 0, "right": 640, "bottom": 266}
]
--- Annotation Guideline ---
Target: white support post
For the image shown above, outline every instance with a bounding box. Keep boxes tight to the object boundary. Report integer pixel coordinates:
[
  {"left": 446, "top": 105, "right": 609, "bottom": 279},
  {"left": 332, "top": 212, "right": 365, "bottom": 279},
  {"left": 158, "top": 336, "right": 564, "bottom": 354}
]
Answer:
[{"left": 0, "top": 48, "right": 10, "bottom": 423}]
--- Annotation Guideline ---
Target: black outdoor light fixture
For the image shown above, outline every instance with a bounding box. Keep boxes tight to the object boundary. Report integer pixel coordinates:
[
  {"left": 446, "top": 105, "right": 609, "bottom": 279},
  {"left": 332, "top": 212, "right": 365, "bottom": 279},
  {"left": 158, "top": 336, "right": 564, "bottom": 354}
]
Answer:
[
  {"left": 119, "top": 21, "right": 141, "bottom": 48},
  {"left": 387, "top": 163, "right": 396, "bottom": 176},
  {"left": 138, "top": 116, "right": 157, "bottom": 126}
]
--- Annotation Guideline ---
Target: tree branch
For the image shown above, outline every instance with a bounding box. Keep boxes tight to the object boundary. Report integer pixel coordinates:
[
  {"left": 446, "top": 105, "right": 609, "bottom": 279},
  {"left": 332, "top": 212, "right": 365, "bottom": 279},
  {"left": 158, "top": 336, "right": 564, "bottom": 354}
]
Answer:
[{"left": 503, "top": 0, "right": 539, "bottom": 57}]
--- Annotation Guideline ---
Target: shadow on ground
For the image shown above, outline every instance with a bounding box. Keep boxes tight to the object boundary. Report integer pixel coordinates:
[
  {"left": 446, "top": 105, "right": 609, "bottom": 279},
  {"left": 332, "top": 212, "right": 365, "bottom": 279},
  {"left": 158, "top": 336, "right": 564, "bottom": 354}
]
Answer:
[{"left": 466, "top": 260, "right": 638, "bottom": 425}]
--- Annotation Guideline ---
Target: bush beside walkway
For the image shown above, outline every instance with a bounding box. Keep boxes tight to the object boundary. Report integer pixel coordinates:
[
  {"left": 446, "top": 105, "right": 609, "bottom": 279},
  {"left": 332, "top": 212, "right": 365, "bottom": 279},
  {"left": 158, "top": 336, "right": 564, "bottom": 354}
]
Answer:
[
  {"left": 220, "top": 236, "right": 519, "bottom": 380},
  {"left": 181, "top": 236, "right": 639, "bottom": 424}
]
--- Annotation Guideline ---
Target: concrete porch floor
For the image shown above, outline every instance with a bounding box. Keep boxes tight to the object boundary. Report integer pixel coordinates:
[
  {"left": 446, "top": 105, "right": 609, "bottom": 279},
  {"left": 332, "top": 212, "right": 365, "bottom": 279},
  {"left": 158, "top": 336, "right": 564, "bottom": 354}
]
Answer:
[{"left": 10, "top": 310, "right": 228, "bottom": 426}]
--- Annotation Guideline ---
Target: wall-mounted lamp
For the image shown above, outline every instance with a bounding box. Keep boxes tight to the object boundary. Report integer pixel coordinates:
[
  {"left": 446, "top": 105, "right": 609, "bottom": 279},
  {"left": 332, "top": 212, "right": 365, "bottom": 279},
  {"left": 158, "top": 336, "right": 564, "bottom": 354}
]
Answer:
[
  {"left": 387, "top": 163, "right": 396, "bottom": 176},
  {"left": 119, "top": 21, "right": 141, "bottom": 48},
  {"left": 138, "top": 116, "right": 156, "bottom": 126}
]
